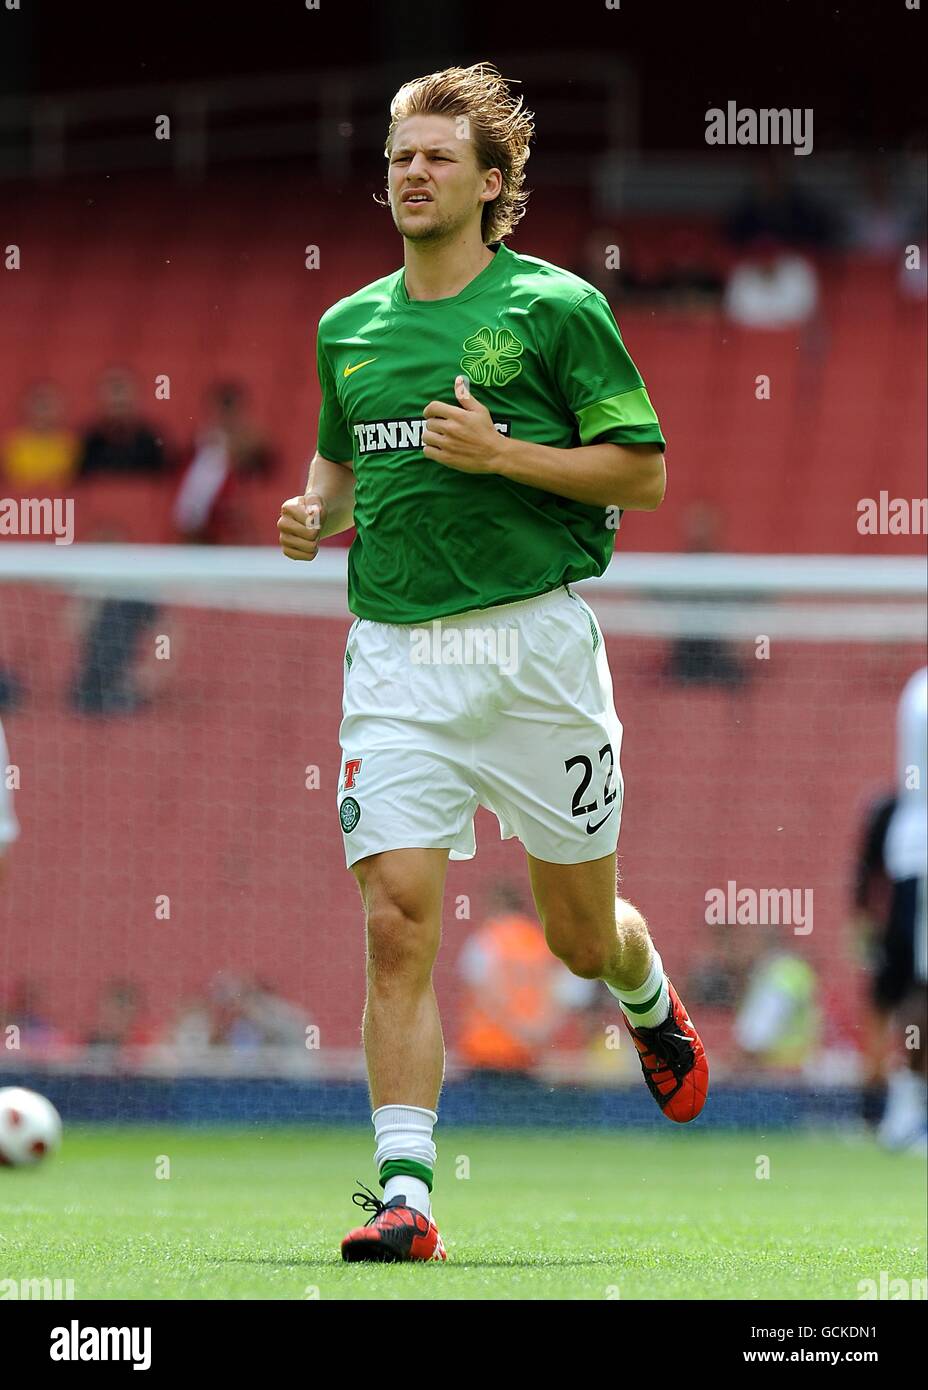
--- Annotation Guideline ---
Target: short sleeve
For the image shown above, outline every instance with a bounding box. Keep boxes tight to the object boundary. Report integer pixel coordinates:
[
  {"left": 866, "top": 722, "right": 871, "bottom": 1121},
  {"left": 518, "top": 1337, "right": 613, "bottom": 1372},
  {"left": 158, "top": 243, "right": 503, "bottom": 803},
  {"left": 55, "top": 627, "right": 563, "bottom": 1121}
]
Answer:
[
  {"left": 553, "top": 292, "right": 666, "bottom": 450},
  {"left": 315, "top": 333, "right": 354, "bottom": 463}
]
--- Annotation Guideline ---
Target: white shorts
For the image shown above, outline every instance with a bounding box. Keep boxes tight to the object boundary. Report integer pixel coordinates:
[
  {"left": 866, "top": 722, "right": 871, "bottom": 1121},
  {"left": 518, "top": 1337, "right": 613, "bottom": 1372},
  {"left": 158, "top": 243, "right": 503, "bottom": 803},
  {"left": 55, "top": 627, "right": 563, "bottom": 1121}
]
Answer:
[{"left": 336, "top": 584, "right": 624, "bottom": 869}]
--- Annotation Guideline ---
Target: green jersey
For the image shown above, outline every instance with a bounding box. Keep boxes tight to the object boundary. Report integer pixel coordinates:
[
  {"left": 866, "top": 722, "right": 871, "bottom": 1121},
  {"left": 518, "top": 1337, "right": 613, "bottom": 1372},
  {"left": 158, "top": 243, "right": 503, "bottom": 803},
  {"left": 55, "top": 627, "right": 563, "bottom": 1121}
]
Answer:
[{"left": 315, "top": 240, "right": 665, "bottom": 623}]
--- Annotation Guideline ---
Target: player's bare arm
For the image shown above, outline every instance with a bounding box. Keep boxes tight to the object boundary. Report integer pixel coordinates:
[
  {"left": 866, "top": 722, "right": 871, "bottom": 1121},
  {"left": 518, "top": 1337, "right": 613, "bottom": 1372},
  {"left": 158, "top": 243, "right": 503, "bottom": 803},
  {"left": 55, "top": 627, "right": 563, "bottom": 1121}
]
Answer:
[
  {"left": 277, "top": 451, "right": 355, "bottom": 560},
  {"left": 423, "top": 374, "right": 666, "bottom": 510}
]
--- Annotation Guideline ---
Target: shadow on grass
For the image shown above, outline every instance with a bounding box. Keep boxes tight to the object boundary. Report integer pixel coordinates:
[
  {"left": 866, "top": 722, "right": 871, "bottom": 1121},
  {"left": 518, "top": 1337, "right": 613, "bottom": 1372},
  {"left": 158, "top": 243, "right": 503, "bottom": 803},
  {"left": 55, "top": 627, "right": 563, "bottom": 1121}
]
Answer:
[{"left": 212, "top": 1255, "right": 623, "bottom": 1270}]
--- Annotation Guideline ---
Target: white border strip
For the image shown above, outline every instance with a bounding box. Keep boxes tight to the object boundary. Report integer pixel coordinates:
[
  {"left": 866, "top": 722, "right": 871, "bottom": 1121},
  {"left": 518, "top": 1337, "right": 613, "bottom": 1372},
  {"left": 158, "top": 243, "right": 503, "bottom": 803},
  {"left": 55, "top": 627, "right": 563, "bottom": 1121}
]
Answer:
[{"left": 0, "top": 545, "right": 925, "bottom": 595}]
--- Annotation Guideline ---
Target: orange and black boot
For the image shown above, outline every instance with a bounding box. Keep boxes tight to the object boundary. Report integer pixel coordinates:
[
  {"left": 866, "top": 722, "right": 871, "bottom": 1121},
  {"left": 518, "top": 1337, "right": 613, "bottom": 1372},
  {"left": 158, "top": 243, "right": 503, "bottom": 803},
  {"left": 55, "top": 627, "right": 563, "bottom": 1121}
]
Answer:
[
  {"left": 341, "top": 1182, "right": 447, "bottom": 1262},
  {"left": 624, "top": 978, "right": 709, "bottom": 1123}
]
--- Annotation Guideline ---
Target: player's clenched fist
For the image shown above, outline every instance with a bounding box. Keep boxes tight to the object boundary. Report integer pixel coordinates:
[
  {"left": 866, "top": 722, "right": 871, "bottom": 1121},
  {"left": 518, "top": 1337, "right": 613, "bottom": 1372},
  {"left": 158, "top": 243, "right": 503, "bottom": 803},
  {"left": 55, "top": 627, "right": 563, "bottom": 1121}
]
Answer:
[
  {"left": 422, "top": 375, "right": 507, "bottom": 475},
  {"left": 278, "top": 493, "right": 327, "bottom": 561}
]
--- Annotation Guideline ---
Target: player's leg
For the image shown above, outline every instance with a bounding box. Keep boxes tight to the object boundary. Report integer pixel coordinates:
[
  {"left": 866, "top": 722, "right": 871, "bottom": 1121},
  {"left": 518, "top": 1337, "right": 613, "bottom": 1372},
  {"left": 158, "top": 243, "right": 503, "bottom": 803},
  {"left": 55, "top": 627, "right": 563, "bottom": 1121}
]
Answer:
[
  {"left": 527, "top": 850, "right": 708, "bottom": 1121},
  {"left": 859, "top": 1001, "right": 892, "bottom": 1129},
  {"left": 864, "top": 923, "right": 903, "bottom": 1130},
  {"left": 341, "top": 846, "right": 450, "bottom": 1262},
  {"left": 524, "top": 846, "right": 649, "bottom": 987},
  {"left": 474, "top": 585, "right": 708, "bottom": 1121},
  {"left": 878, "top": 876, "right": 928, "bottom": 1152},
  {"left": 336, "top": 617, "right": 478, "bottom": 1261},
  {"left": 355, "top": 845, "right": 448, "bottom": 1112}
]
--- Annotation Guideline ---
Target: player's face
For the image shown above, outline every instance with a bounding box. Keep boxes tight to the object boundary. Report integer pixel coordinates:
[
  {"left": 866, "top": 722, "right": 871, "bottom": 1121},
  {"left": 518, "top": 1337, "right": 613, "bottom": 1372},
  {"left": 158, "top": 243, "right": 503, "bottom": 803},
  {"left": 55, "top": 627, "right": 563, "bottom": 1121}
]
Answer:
[{"left": 387, "top": 114, "right": 500, "bottom": 243}]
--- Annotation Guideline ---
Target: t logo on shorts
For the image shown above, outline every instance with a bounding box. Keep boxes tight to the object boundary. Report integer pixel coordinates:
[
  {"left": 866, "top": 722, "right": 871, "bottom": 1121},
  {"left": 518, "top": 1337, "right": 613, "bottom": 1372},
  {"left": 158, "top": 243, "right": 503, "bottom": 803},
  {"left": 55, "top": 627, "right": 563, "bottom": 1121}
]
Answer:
[
  {"left": 343, "top": 758, "right": 363, "bottom": 790},
  {"left": 339, "top": 797, "right": 361, "bottom": 833}
]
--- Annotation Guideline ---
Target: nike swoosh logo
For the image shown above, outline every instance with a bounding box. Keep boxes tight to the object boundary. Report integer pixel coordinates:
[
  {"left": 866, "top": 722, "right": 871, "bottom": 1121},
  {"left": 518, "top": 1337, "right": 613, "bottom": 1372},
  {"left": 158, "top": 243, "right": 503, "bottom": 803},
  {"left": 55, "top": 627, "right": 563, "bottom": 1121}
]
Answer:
[
  {"left": 343, "top": 358, "right": 377, "bottom": 377},
  {"left": 585, "top": 806, "right": 616, "bottom": 835}
]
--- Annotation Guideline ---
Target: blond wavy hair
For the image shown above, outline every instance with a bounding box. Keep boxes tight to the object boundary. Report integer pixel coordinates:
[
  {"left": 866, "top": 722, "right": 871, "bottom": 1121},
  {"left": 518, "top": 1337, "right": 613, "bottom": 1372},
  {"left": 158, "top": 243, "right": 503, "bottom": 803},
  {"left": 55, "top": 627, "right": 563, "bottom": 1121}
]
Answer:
[{"left": 385, "top": 62, "right": 534, "bottom": 244}]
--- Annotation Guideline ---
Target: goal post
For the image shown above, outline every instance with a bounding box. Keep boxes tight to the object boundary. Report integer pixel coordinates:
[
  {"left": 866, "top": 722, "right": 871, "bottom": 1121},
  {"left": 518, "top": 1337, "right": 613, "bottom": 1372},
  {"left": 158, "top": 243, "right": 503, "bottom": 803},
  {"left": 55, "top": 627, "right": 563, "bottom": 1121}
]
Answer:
[{"left": 0, "top": 544, "right": 924, "bottom": 1118}]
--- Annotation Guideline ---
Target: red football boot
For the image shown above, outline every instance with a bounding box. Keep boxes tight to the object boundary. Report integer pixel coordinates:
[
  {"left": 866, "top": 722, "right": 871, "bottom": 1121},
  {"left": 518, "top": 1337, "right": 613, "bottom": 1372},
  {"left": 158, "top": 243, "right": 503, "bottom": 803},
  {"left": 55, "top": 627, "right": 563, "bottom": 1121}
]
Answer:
[
  {"left": 623, "top": 978, "right": 709, "bottom": 1122},
  {"left": 341, "top": 1183, "right": 447, "bottom": 1263}
]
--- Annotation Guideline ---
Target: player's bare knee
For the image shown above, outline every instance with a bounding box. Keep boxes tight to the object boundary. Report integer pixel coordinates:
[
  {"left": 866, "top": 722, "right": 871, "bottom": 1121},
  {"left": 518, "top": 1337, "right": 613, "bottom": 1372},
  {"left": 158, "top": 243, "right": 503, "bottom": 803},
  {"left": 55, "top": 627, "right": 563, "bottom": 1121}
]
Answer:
[
  {"left": 564, "top": 948, "right": 609, "bottom": 980},
  {"left": 546, "top": 931, "right": 610, "bottom": 980},
  {"left": 365, "top": 905, "right": 438, "bottom": 984}
]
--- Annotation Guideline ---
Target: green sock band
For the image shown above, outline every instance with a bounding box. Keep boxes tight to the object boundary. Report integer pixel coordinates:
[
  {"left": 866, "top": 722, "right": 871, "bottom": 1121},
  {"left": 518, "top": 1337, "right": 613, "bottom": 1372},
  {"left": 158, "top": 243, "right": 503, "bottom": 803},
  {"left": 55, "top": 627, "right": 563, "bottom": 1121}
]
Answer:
[
  {"left": 622, "top": 982, "right": 665, "bottom": 1015},
  {"left": 379, "top": 1158, "right": 434, "bottom": 1192}
]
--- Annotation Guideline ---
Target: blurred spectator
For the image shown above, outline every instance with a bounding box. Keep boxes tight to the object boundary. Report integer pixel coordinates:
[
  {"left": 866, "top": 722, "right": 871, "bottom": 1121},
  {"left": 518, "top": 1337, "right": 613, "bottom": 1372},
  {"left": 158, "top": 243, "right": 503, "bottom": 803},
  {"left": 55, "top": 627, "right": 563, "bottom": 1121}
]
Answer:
[
  {"left": 171, "top": 999, "right": 214, "bottom": 1051},
  {"left": 78, "top": 367, "right": 166, "bottom": 478},
  {"left": 687, "top": 923, "right": 821, "bottom": 1074},
  {"left": 171, "top": 972, "right": 306, "bottom": 1052},
  {"left": 726, "top": 157, "right": 836, "bottom": 251},
  {"left": 665, "top": 502, "right": 745, "bottom": 688},
  {"left": 732, "top": 942, "right": 820, "bottom": 1071},
  {"left": 576, "top": 226, "right": 723, "bottom": 312},
  {"left": 572, "top": 225, "right": 622, "bottom": 297},
  {"left": 206, "top": 972, "right": 265, "bottom": 1049},
  {"left": 245, "top": 976, "right": 308, "bottom": 1046},
  {"left": 69, "top": 596, "right": 157, "bottom": 715},
  {"left": 724, "top": 236, "right": 819, "bottom": 328},
  {"left": 0, "top": 669, "right": 26, "bottom": 714},
  {"left": 456, "top": 882, "right": 596, "bottom": 1078},
  {"left": 1, "top": 381, "right": 79, "bottom": 486},
  {"left": 686, "top": 931, "right": 744, "bottom": 1010},
  {"left": 172, "top": 381, "right": 274, "bottom": 544},
  {"left": 2, "top": 979, "right": 64, "bottom": 1051},
  {"left": 661, "top": 227, "right": 725, "bottom": 310},
  {"left": 87, "top": 979, "right": 156, "bottom": 1047},
  {"left": 67, "top": 523, "right": 158, "bottom": 716},
  {"left": 614, "top": 241, "right": 673, "bottom": 306},
  {"left": 845, "top": 161, "right": 915, "bottom": 258}
]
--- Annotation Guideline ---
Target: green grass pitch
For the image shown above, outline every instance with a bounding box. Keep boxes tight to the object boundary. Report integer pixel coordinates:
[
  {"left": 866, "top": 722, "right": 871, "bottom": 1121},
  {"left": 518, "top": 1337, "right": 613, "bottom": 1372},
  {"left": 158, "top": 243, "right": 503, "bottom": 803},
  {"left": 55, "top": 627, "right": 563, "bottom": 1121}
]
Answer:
[{"left": 1, "top": 1127, "right": 924, "bottom": 1300}]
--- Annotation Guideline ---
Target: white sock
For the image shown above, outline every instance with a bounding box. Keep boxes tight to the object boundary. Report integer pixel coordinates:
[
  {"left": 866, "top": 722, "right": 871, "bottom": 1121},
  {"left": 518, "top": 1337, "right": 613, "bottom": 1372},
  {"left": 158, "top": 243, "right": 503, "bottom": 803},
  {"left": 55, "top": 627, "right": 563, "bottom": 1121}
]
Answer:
[
  {"left": 372, "top": 1104, "right": 437, "bottom": 1219},
  {"left": 383, "top": 1173, "right": 432, "bottom": 1218},
  {"left": 606, "top": 945, "right": 670, "bottom": 1028},
  {"left": 878, "top": 1070, "right": 928, "bottom": 1150}
]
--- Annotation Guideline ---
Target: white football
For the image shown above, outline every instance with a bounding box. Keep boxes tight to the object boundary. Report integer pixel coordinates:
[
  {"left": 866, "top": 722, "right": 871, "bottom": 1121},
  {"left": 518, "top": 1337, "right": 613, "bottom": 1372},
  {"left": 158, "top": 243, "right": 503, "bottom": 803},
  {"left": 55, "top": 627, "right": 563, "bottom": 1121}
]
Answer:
[{"left": 0, "top": 1087, "right": 63, "bottom": 1167}]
